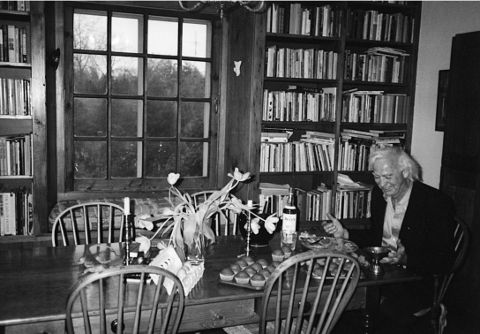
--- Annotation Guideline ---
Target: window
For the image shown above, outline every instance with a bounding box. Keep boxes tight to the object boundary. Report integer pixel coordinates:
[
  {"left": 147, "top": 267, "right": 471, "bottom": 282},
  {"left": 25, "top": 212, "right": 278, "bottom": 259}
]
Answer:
[{"left": 65, "top": 4, "right": 218, "bottom": 192}]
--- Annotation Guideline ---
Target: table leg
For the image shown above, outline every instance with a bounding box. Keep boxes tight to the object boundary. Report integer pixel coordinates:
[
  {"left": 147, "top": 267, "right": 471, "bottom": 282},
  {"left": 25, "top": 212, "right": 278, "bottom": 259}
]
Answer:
[{"left": 363, "top": 285, "right": 380, "bottom": 334}]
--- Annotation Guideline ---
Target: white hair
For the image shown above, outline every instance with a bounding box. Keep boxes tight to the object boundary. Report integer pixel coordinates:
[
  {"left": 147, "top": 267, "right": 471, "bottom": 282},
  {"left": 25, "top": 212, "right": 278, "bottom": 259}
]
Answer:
[{"left": 368, "top": 146, "right": 420, "bottom": 181}]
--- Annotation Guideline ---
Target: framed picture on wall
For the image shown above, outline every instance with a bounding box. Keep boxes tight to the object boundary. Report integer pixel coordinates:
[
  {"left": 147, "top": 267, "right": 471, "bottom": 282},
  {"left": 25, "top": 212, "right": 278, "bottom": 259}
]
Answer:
[{"left": 435, "top": 69, "right": 449, "bottom": 131}]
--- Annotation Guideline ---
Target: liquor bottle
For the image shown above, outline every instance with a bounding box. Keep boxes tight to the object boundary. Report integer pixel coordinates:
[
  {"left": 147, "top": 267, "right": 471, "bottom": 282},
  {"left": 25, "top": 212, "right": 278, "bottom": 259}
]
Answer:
[{"left": 282, "top": 189, "right": 297, "bottom": 234}]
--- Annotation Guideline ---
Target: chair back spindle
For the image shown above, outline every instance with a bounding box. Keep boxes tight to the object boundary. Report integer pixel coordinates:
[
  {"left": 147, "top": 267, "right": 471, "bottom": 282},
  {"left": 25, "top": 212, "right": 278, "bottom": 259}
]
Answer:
[{"left": 65, "top": 265, "right": 185, "bottom": 334}]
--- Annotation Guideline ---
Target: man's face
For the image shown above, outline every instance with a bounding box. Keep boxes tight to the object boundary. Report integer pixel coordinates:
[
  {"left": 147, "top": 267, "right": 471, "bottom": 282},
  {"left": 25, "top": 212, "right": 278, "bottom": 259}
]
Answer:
[{"left": 372, "top": 156, "right": 409, "bottom": 200}]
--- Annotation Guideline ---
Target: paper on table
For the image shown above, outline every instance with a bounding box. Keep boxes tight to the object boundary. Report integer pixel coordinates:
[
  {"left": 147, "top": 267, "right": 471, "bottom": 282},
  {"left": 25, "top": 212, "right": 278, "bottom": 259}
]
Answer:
[{"left": 149, "top": 246, "right": 183, "bottom": 295}]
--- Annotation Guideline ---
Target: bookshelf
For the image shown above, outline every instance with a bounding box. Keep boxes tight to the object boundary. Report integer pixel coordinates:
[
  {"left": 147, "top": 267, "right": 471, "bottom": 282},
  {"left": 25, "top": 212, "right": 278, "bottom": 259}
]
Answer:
[
  {"left": 0, "top": 1, "right": 46, "bottom": 238},
  {"left": 258, "top": 1, "right": 421, "bottom": 229}
]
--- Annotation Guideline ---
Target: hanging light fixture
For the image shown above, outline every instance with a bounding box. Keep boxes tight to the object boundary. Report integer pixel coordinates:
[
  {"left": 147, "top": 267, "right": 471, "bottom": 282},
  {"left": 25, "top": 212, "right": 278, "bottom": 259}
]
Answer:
[{"left": 178, "top": 1, "right": 266, "bottom": 19}]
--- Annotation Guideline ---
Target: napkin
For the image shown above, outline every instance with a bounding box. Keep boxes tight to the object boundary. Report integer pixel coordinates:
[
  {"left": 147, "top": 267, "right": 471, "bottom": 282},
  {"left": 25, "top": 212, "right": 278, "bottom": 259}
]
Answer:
[{"left": 149, "top": 246, "right": 183, "bottom": 294}]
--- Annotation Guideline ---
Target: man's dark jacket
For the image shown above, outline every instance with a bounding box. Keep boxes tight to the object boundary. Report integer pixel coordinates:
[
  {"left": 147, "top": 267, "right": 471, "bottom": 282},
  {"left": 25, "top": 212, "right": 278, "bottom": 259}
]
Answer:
[{"left": 369, "top": 180, "right": 455, "bottom": 275}]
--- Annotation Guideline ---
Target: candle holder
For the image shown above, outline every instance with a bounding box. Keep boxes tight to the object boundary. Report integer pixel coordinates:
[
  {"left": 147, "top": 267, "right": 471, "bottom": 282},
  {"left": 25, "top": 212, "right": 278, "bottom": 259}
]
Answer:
[
  {"left": 244, "top": 200, "right": 254, "bottom": 256},
  {"left": 123, "top": 197, "right": 133, "bottom": 265}
]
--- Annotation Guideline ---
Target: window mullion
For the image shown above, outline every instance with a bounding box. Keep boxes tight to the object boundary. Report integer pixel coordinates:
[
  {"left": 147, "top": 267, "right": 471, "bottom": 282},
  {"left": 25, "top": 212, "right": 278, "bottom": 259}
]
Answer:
[
  {"left": 106, "top": 10, "right": 112, "bottom": 180},
  {"left": 176, "top": 17, "right": 183, "bottom": 172}
]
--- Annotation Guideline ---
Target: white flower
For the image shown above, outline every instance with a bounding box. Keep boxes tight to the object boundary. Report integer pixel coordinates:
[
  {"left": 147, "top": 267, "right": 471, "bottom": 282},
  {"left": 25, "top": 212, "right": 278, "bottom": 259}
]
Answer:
[
  {"left": 167, "top": 172, "right": 180, "bottom": 186},
  {"left": 135, "top": 214, "right": 154, "bottom": 230},
  {"left": 228, "top": 167, "right": 251, "bottom": 182},
  {"left": 248, "top": 217, "right": 261, "bottom": 234},
  {"left": 135, "top": 235, "right": 151, "bottom": 253},
  {"left": 264, "top": 214, "right": 279, "bottom": 234}
]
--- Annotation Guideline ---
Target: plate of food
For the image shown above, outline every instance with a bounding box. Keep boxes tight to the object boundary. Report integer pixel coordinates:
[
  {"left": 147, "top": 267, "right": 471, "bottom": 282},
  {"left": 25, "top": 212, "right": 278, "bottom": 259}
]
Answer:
[{"left": 299, "top": 232, "right": 358, "bottom": 253}]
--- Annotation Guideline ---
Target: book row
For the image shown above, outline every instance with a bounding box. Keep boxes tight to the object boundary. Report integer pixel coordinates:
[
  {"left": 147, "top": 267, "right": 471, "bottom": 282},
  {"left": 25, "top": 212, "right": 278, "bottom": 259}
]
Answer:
[
  {"left": 347, "top": 9, "right": 416, "bottom": 43},
  {"left": 0, "top": 24, "right": 28, "bottom": 63},
  {"left": 0, "top": 1, "right": 29, "bottom": 12},
  {"left": 260, "top": 139, "right": 335, "bottom": 173},
  {"left": 334, "top": 187, "right": 372, "bottom": 219},
  {"left": 342, "top": 91, "right": 409, "bottom": 123},
  {"left": 259, "top": 184, "right": 372, "bottom": 222},
  {"left": 266, "top": 3, "right": 342, "bottom": 37},
  {"left": 266, "top": 46, "right": 338, "bottom": 80},
  {"left": 338, "top": 131, "right": 405, "bottom": 171},
  {"left": 344, "top": 48, "right": 408, "bottom": 83},
  {"left": 0, "top": 77, "right": 30, "bottom": 115},
  {"left": 0, "top": 134, "right": 32, "bottom": 176},
  {"left": 263, "top": 88, "right": 336, "bottom": 122},
  {"left": 0, "top": 191, "right": 32, "bottom": 236}
]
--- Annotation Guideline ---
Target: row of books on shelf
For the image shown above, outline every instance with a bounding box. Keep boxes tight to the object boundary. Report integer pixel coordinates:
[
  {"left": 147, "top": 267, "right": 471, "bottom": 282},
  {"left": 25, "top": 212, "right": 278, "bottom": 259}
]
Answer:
[
  {"left": 338, "top": 129, "right": 405, "bottom": 171},
  {"left": 267, "top": 3, "right": 342, "bottom": 37},
  {"left": 263, "top": 87, "right": 336, "bottom": 122},
  {"left": 0, "top": 191, "right": 32, "bottom": 236},
  {"left": 0, "top": 1, "right": 29, "bottom": 12},
  {"left": 0, "top": 77, "right": 30, "bottom": 115},
  {"left": 0, "top": 24, "right": 28, "bottom": 63},
  {"left": 261, "top": 131, "right": 335, "bottom": 172},
  {"left": 266, "top": 46, "right": 338, "bottom": 80},
  {"left": 347, "top": 9, "right": 415, "bottom": 43},
  {"left": 344, "top": 48, "right": 408, "bottom": 84},
  {"left": 259, "top": 181, "right": 372, "bottom": 222},
  {"left": 0, "top": 134, "right": 32, "bottom": 176},
  {"left": 342, "top": 90, "right": 409, "bottom": 123}
]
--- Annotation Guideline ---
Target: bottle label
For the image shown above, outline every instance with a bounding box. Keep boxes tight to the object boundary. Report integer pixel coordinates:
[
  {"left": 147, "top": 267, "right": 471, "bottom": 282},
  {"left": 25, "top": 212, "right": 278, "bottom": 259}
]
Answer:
[{"left": 282, "top": 213, "right": 297, "bottom": 233}]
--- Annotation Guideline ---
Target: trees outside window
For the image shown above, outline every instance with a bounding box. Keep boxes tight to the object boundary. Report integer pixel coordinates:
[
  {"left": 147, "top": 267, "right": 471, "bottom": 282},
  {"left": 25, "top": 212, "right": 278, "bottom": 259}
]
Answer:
[{"left": 66, "top": 4, "right": 218, "bottom": 192}]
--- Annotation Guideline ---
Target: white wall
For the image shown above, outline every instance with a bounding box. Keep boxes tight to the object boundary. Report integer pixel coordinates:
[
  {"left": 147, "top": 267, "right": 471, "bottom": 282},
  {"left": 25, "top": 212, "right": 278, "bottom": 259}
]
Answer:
[{"left": 412, "top": 1, "right": 480, "bottom": 187}]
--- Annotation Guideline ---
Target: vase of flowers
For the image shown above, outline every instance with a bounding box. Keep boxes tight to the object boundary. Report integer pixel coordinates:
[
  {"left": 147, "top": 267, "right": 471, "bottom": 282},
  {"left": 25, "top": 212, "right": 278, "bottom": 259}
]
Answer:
[{"left": 135, "top": 168, "right": 279, "bottom": 264}]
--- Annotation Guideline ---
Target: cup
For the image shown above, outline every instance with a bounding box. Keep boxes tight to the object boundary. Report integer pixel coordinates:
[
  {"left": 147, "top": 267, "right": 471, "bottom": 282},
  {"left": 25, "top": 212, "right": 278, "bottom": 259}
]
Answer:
[{"left": 281, "top": 231, "right": 298, "bottom": 251}]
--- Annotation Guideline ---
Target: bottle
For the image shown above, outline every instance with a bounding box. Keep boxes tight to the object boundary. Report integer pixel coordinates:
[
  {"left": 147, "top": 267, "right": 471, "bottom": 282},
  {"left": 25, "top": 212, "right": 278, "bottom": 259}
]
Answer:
[{"left": 282, "top": 189, "right": 297, "bottom": 235}]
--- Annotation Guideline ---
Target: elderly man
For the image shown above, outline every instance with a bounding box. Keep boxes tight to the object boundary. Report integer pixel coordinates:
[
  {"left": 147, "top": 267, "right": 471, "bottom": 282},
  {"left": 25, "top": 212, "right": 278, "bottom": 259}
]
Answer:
[{"left": 324, "top": 146, "right": 456, "bottom": 329}]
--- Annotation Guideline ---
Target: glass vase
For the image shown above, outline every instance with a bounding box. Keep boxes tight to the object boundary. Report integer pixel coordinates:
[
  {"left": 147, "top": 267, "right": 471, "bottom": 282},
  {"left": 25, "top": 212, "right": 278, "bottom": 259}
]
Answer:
[{"left": 182, "top": 215, "right": 205, "bottom": 265}]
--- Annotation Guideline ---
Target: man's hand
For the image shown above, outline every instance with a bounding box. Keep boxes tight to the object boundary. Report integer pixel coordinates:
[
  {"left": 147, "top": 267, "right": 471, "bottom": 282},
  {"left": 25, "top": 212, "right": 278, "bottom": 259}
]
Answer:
[
  {"left": 323, "top": 213, "right": 349, "bottom": 239},
  {"left": 381, "top": 239, "right": 407, "bottom": 265}
]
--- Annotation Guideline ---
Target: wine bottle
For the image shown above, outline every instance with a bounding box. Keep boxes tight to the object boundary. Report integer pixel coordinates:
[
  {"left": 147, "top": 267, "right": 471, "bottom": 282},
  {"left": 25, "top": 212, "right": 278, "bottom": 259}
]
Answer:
[{"left": 282, "top": 189, "right": 297, "bottom": 234}]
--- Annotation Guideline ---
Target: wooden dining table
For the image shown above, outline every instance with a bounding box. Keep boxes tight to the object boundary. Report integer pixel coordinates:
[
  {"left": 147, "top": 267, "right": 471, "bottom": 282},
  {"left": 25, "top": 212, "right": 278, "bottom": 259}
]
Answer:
[{"left": 0, "top": 234, "right": 422, "bottom": 334}]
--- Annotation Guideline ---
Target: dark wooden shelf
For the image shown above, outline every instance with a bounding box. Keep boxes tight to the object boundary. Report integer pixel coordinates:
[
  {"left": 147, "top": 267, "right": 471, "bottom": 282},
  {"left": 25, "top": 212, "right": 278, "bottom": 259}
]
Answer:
[
  {"left": 0, "top": 116, "right": 32, "bottom": 135},
  {"left": 263, "top": 121, "right": 335, "bottom": 132},
  {"left": 0, "top": 176, "right": 33, "bottom": 192}
]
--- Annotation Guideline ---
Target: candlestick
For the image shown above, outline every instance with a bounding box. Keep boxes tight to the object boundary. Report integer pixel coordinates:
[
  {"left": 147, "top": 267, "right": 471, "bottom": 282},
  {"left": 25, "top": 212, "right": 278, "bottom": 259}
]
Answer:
[
  {"left": 123, "top": 197, "right": 130, "bottom": 215},
  {"left": 123, "top": 197, "right": 131, "bottom": 265},
  {"left": 246, "top": 200, "right": 253, "bottom": 256}
]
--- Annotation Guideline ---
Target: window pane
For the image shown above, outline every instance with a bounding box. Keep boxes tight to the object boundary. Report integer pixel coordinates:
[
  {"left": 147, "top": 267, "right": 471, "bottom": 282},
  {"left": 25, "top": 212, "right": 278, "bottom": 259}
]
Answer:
[
  {"left": 112, "top": 13, "right": 143, "bottom": 53},
  {"left": 74, "top": 98, "right": 107, "bottom": 137},
  {"left": 145, "top": 141, "right": 176, "bottom": 177},
  {"left": 181, "top": 102, "right": 209, "bottom": 138},
  {"left": 111, "top": 141, "right": 140, "bottom": 177},
  {"left": 111, "top": 99, "right": 142, "bottom": 137},
  {"left": 74, "top": 141, "right": 107, "bottom": 178},
  {"left": 148, "top": 17, "right": 178, "bottom": 56},
  {"left": 147, "top": 58, "right": 178, "bottom": 97},
  {"left": 111, "top": 56, "right": 144, "bottom": 95},
  {"left": 74, "top": 54, "right": 107, "bottom": 94},
  {"left": 74, "top": 10, "right": 107, "bottom": 51},
  {"left": 179, "top": 141, "right": 207, "bottom": 176},
  {"left": 183, "top": 19, "right": 211, "bottom": 58},
  {"left": 181, "top": 61, "right": 210, "bottom": 98},
  {"left": 147, "top": 100, "right": 176, "bottom": 137}
]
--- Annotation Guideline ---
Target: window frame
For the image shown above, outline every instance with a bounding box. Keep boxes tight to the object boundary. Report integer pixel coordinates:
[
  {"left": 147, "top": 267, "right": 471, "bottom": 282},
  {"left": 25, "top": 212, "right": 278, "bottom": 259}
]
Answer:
[{"left": 62, "top": 2, "right": 221, "bottom": 193}]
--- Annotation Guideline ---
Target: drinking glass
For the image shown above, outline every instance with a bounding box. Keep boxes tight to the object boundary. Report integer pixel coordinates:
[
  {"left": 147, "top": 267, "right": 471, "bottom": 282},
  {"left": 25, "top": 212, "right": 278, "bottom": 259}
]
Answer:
[{"left": 281, "top": 231, "right": 298, "bottom": 251}]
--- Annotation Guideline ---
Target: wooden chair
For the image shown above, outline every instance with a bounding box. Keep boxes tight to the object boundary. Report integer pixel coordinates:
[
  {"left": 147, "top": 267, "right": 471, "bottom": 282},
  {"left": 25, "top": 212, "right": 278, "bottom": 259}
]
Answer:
[
  {"left": 51, "top": 202, "right": 126, "bottom": 246},
  {"left": 431, "top": 216, "right": 470, "bottom": 334},
  {"left": 191, "top": 190, "right": 238, "bottom": 236},
  {"left": 65, "top": 265, "right": 185, "bottom": 334},
  {"left": 258, "top": 250, "right": 360, "bottom": 334}
]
